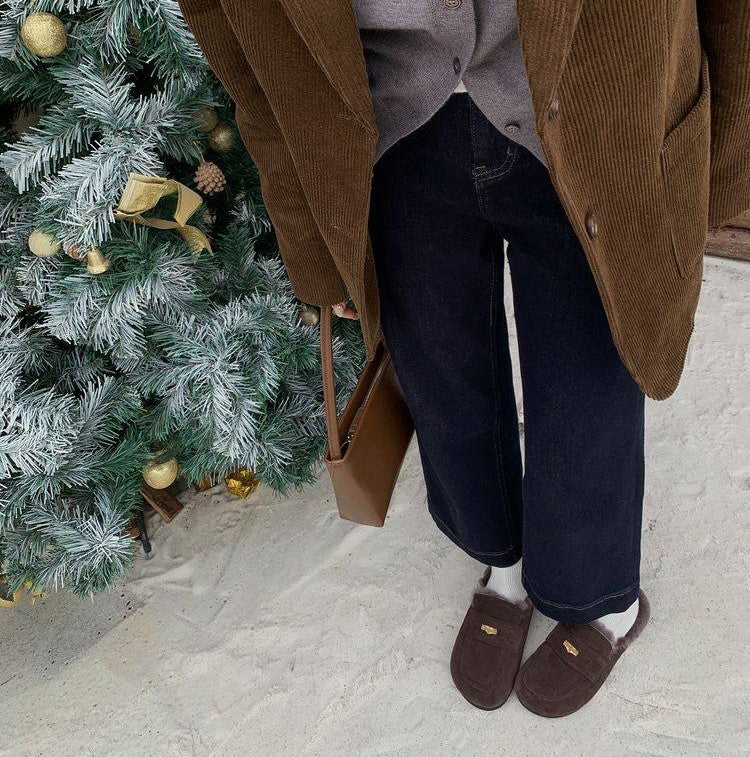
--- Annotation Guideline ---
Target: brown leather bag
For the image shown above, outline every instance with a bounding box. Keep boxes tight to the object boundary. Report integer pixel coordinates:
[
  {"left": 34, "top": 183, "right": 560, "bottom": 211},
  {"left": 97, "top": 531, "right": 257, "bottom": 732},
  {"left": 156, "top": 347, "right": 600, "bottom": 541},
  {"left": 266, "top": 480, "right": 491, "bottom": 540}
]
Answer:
[{"left": 320, "top": 308, "right": 414, "bottom": 526}]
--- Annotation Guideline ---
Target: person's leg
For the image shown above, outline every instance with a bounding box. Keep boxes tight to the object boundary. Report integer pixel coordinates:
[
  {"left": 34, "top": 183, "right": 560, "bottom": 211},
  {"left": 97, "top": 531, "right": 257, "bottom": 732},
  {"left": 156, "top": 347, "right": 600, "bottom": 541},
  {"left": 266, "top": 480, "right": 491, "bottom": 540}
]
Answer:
[
  {"left": 370, "top": 97, "right": 536, "bottom": 712},
  {"left": 485, "top": 140, "right": 646, "bottom": 625},
  {"left": 369, "top": 94, "right": 523, "bottom": 568},
  {"left": 485, "top": 555, "right": 526, "bottom": 605},
  {"left": 459, "top": 99, "right": 650, "bottom": 716}
]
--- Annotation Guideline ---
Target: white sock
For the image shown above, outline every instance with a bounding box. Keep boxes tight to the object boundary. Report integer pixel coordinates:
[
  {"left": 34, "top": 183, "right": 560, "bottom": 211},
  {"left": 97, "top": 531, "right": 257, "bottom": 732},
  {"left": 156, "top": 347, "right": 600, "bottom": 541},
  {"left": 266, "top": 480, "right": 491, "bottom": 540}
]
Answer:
[
  {"left": 593, "top": 597, "right": 639, "bottom": 641},
  {"left": 486, "top": 559, "right": 527, "bottom": 606}
]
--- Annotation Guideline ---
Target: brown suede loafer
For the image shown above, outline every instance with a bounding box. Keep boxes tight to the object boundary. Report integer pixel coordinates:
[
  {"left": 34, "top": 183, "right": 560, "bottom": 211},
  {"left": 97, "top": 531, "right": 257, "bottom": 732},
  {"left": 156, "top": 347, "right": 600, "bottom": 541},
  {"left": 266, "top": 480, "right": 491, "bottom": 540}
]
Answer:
[
  {"left": 515, "top": 590, "right": 650, "bottom": 717},
  {"left": 450, "top": 567, "right": 534, "bottom": 710}
]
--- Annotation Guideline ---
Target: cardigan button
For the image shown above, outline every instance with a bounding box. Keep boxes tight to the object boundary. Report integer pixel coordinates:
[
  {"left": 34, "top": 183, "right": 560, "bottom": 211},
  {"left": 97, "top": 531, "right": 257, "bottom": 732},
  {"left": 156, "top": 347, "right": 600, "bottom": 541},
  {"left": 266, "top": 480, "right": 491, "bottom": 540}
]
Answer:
[
  {"left": 548, "top": 97, "right": 560, "bottom": 121},
  {"left": 585, "top": 212, "right": 599, "bottom": 239}
]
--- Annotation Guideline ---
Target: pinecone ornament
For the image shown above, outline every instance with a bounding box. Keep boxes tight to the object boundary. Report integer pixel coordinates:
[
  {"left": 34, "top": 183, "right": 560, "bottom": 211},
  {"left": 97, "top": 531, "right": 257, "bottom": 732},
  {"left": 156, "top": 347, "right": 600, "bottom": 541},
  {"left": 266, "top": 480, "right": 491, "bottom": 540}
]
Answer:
[{"left": 194, "top": 161, "right": 226, "bottom": 195}]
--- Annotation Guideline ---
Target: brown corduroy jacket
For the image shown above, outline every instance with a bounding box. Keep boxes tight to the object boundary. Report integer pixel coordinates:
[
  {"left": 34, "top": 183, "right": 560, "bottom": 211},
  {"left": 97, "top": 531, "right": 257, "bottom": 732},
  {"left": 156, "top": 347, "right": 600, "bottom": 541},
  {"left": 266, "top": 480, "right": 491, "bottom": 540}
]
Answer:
[{"left": 178, "top": 0, "right": 750, "bottom": 400}]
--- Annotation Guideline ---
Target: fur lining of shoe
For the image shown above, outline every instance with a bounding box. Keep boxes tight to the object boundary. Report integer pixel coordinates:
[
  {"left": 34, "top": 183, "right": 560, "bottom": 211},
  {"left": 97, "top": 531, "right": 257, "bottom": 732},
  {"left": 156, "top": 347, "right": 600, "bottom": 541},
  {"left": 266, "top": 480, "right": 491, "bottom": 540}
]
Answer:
[
  {"left": 474, "top": 572, "right": 532, "bottom": 611},
  {"left": 591, "top": 589, "right": 651, "bottom": 651}
]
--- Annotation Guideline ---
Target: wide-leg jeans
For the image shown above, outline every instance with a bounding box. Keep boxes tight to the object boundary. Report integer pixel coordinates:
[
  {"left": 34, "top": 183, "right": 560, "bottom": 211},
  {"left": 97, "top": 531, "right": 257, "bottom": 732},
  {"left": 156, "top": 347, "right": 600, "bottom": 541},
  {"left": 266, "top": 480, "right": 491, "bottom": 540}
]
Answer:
[{"left": 369, "top": 93, "right": 645, "bottom": 623}]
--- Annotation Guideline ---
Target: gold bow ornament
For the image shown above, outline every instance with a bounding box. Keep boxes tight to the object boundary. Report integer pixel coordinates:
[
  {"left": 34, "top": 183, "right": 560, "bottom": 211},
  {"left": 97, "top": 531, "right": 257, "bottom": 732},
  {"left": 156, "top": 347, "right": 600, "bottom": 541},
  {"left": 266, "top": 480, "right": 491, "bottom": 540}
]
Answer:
[{"left": 114, "top": 173, "right": 212, "bottom": 253}]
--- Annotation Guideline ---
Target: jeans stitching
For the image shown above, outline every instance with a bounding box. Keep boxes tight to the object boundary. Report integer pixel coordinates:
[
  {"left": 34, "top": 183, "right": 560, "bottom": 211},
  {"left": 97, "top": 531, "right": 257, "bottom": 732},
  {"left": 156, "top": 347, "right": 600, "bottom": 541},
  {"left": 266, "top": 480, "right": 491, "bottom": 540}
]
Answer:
[
  {"left": 475, "top": 143, "right": 518, "bottom": 184},
  {"left": 429, "top": 506, "right": 519, "bottom": 557},
  {"left": 522, "top": 570, "right": 640, "bottom": 610},
  {"left": 469, "top": 108, "right": 490, "bottom": 218}
]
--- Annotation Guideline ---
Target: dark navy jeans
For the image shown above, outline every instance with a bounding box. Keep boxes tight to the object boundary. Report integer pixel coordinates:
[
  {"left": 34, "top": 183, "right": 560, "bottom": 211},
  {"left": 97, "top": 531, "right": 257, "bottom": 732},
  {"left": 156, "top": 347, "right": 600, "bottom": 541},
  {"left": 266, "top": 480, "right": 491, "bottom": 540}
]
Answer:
[{"left": 369, "top": 94, "right": 645, "bottom": 624}]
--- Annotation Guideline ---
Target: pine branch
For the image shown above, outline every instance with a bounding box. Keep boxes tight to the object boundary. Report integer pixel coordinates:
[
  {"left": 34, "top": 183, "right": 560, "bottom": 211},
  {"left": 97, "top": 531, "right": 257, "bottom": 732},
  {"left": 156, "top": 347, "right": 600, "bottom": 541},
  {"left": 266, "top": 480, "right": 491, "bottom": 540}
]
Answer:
[{"left": 0, "top": 104, "right": 93, "bottom": 192}]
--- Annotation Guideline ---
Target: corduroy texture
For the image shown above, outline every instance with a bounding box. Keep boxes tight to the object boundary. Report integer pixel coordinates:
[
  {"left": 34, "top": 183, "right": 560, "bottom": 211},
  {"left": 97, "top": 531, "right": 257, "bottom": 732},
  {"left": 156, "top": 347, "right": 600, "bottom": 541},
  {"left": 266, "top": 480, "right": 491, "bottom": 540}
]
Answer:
[{"left": 178, "top": 0, "right": 750, "bottom": 400}]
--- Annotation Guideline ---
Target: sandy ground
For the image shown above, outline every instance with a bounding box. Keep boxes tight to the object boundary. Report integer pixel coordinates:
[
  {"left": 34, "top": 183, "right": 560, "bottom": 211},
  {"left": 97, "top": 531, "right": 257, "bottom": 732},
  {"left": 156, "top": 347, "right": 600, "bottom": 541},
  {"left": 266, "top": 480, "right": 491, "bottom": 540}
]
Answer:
[{"left": 2, "top": 256, "right": 748, "bottom": 757}]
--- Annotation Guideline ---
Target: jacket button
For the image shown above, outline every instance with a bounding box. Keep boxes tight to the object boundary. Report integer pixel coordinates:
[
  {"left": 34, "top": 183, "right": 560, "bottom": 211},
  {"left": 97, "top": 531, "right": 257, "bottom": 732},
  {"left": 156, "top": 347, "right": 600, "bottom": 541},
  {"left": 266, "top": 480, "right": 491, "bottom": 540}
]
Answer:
[
  {"left": 504, "top": 122, "right": 521, "bottom": 134},
  {"left": 548, "top": 97, "right": 560, "bottom": 121},
  {"left": 444, "top": 0, "right": 462, "bottom": 7},
  {"left": 585, "top": 212, "right": 599, "bottom": 239},
  {"left": 452, "top": 57, "right": 461, "bottom": 74}
]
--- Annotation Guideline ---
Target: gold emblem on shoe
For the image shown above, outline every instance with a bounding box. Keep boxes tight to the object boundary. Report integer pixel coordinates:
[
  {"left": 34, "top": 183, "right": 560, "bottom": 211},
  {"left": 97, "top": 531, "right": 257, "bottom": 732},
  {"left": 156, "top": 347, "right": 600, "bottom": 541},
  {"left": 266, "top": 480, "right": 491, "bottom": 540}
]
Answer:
[
  {"left": 480, "top": 624, "right": 498, "bottom": 635},
  {"left": 563, "top": 640, "right": 579, "bottom": 656}
]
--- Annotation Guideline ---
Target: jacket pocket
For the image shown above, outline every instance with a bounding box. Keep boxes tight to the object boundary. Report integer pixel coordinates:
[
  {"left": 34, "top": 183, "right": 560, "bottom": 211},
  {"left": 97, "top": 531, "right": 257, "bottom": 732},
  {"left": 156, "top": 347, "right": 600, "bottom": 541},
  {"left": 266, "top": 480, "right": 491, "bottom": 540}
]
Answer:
[{"left": 659, "top": 51, "right": 711, "bottom": 279}]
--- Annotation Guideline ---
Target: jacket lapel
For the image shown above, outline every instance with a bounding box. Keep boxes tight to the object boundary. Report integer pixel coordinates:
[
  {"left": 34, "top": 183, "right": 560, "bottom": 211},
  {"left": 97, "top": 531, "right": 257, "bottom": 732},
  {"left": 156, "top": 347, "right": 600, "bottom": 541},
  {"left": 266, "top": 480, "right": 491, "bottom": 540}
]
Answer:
[
  {"left": 276, "top": 0, "right": 376, "bottom": 132},
  {"left": 516, "top": 0, "right": 584, "bottom": 124}
]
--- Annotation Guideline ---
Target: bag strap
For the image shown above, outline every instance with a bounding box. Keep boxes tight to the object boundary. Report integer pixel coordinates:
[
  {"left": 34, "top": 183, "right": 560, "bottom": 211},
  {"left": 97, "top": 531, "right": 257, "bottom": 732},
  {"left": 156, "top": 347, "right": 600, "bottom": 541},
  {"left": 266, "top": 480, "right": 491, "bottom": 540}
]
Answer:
[{"left": 320, "top": 306, "right": 342, "bottom": 460}]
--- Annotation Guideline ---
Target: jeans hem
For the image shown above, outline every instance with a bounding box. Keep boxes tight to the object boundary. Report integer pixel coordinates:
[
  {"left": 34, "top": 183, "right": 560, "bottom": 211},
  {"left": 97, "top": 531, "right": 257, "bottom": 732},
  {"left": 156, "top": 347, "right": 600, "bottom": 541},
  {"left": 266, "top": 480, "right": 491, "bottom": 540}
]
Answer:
[
  {"left": 428, "top": 507, "right": 522, "bottom": 567},
  {"left": 523, "top": 575, "right": 641, "bottom": 624}
]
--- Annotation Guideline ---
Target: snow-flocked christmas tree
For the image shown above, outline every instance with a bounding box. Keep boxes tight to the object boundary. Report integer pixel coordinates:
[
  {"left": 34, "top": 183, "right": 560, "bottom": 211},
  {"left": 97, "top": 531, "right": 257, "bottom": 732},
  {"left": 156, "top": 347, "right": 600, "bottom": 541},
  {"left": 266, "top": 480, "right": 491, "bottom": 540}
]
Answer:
[{"left": 0, "top": 1, "right": 363, "bottom": 599}]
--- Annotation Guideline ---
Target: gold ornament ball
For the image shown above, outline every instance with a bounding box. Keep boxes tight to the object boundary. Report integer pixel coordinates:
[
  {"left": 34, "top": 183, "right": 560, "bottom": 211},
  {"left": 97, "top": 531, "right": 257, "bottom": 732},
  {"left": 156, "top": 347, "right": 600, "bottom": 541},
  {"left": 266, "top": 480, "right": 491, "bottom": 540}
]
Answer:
[
  {"left": 225, "top": 469, "right": 260, "bottom": 498},
  {"left": 195, "top": 106, "right": 219, "bottom": 134},
  {"left": 86, "top": 248, "right": 111, "bottom": 274},
  {"left": 143, "top": 457, "right": 179, "bottom": 490},
  {"left": 208, "top": 123, "right": 235, "bottom": 153},
  {"left": 21, "top": 13, "right": 68, "bottom": 58},
  {"left": 299, "top": 305, "right": 320, "bottom": 327},
  {"left": 28, "top": 229, "right": 61, "bottom": 258}
]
